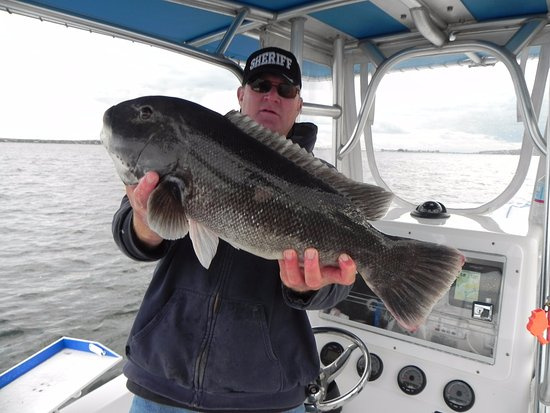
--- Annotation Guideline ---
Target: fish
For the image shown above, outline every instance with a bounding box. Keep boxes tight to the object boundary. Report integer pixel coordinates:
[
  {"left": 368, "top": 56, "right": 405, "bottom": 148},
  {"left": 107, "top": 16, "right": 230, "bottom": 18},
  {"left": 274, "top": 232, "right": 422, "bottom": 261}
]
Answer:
[{"left": 100, "top": 95, "right": 464, "bottom": 331}]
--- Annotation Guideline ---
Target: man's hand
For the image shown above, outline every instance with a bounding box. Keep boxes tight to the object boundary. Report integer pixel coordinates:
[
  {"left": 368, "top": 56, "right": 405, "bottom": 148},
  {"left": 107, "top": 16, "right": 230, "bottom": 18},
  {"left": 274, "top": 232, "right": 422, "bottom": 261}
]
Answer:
[
  {"left": 126, "top": 171, "right": 163, "bottom": 248},
  {"left": 279, "top": 248, "right": 357, "bottom": 293}
]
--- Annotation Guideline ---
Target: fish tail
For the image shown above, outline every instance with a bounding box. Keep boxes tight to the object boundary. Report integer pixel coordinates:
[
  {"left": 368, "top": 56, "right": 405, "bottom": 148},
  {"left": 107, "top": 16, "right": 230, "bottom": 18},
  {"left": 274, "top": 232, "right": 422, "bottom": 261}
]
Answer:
[{"left": 361, "top": 240, "right": 464, "bottom": 331}]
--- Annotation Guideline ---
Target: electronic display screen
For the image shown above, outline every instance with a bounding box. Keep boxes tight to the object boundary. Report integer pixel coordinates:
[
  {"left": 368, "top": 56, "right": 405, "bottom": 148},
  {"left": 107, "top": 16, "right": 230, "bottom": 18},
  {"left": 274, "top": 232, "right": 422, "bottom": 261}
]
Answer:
[
  {"left": 448, "top": 261, "right": 502, "bottom": 309},
  {"left": 453, "top": 270, "right": 481, "bottom": 303}
]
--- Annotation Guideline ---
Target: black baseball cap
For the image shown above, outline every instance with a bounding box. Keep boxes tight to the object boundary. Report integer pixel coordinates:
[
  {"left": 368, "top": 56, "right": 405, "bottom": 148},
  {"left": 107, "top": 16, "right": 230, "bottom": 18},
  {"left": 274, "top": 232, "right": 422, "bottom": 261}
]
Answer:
[{"left": 242, "top": 47, "right": 302, "bottom": 88}]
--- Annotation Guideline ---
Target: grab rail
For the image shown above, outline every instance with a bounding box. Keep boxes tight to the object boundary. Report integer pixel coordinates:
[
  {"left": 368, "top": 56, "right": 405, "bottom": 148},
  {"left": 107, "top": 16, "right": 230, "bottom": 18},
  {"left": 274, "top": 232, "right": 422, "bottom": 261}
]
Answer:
[
  {"left": 340, "top": 41, "right": 547, "bottom": 158},
  {"left": 343, "top": 39, "right": 548, "bottom": 215}
]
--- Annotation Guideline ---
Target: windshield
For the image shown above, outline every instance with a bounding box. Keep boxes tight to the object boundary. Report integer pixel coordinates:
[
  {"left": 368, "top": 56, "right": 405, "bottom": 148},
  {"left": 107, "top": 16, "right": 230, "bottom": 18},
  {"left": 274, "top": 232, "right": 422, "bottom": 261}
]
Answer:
[{"left": 365, "top": 55, "right": 544, "bottom": 209}]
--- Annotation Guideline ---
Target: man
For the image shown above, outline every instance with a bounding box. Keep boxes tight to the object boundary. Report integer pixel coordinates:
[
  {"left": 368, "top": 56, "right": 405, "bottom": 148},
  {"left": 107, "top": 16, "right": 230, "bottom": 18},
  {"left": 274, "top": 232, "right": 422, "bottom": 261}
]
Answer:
[{"left": 113, "top": 46, "right": 357, "bottom": 413}]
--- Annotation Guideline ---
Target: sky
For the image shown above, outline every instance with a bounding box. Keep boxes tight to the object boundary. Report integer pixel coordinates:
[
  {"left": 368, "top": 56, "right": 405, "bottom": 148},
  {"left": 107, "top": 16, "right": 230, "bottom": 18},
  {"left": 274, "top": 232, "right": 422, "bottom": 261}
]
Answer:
[
  {"left": 0, "top": 10, "right": 540, "bottom": 152},
  {"left": 0, "top": 12, "right": 240, "bottom": 141}
]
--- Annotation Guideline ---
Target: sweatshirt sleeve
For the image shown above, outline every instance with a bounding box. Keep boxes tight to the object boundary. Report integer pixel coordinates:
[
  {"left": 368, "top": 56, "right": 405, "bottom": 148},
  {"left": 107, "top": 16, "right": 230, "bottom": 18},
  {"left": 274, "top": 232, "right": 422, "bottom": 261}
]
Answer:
[
  {"left": 281, "top": 283, "right": 352, "bottom": 311},
  {"left": 112, "top": 195, "right": 171, "bottom": 261}
]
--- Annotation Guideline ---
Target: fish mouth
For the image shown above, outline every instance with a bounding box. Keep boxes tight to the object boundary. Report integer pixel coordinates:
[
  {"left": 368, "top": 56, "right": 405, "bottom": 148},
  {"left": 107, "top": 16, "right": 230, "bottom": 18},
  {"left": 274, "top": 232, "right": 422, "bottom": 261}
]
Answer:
[
  {"left": 101, "top": 120, "right": 137, "bottom": 184},
  {"left": 112, "top": 152, "right": 139, "bottom": 185},
  {"left": 122, "top": 132, "right": 159, "bottom": 184},
  {"left": 101, "top": 104, "right": 159, "bottom": 185},
  {"left": 99, "top": 114, "right": 112, "bottom": 147},
  {"left": 118, "top": 140, "right": 149, "bottom": 185},
  {"left": 102, "top": 130, "right": 147, "bottom": 186}
]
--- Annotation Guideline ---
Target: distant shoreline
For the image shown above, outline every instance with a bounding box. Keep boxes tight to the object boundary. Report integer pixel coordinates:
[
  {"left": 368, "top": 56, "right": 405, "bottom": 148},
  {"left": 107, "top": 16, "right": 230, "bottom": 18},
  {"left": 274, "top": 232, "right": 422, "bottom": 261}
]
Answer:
[
  {"left": 379, "top": 148, "right": 521, "bottom": 155},
  {"left": 0, "top": 138, "right": 101, "bottom": 145},
  {"left": 0, "top": 138, "right": 521, "bottom": 155}
]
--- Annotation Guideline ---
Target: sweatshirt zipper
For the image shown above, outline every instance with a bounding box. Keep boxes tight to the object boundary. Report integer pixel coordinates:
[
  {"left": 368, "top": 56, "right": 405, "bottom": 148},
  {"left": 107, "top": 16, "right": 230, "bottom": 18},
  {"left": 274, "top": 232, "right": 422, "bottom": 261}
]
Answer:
[
  {"left": 195, "top": 292, "right": 221, "bottom": 387},
  {"left": 192, "top": 247, "right": 230, "bottom": 405}
]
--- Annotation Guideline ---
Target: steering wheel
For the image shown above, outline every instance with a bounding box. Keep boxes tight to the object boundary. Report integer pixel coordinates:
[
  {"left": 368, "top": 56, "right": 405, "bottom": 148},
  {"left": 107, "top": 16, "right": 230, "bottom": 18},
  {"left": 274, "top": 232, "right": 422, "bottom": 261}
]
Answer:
[{"left": 305, "top": 326, "right": 371, "bottom": 412}]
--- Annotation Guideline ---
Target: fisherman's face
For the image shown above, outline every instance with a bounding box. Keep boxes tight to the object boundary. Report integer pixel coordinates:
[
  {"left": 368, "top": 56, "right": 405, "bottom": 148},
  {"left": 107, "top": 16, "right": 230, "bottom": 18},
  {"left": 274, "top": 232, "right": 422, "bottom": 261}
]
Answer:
[{"left": 237, "top": 74, "right": 303, "bottom": 137}]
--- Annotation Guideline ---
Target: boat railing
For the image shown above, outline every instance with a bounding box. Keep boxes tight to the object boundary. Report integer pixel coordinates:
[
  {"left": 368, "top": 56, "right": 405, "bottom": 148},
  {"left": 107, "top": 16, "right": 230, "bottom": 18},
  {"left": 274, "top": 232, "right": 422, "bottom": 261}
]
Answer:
[{"left": 339, "top": 20, "right": 548, "bottom": 216}]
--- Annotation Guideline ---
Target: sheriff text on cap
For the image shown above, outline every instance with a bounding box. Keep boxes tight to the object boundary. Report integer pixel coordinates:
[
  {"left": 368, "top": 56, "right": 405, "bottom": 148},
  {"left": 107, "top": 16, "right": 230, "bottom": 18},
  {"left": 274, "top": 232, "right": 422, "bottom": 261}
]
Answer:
[{"left": 242, "top": 47, "right": 302, "bottom": 87}]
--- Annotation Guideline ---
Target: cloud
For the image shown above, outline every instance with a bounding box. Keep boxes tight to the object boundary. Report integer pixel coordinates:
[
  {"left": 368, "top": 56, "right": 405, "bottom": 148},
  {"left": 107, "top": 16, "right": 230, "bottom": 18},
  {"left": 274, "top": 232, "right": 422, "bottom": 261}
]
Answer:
[
  {"left": 0, "top": 11, "right": 542, "bottom": 154},
  {"left": 0, "top": 13, "right": 239, "bottom": 140},
  {"left": 373, "top": 121, "right": 408, "bottom": 134}
]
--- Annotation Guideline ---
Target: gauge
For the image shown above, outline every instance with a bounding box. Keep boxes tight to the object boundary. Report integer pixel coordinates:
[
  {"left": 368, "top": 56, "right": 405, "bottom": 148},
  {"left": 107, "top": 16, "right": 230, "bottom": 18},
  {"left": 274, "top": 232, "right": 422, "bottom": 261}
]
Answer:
[
  {"left": 443, "top": 380, "right": 475, "bottom": 411},
  {"left": 357, "top": 353, "right": 383, "bottom": 381},
  {"left": 397, "top": 365, "right": 426, "bottom": 395},
  {"left": 320, "top": 342, "right": 344, "bottom": 366}
]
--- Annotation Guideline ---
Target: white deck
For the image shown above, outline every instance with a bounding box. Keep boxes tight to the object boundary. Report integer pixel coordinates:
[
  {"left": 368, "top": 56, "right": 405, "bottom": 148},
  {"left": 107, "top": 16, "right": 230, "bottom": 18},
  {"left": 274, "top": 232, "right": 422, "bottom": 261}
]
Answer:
[
  {"left": 0, "top": 338, "right": 121, "bottom": 413},
  {"left": 60, "top": 374, "right": 132, "bottom": 413}
]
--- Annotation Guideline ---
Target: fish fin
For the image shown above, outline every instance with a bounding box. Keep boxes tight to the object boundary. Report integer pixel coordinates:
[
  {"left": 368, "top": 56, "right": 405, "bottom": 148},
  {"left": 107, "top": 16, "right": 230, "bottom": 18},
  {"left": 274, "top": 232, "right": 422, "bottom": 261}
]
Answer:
[
  {"left": 335, "top": 181, "right": 394, "bottom": 220},
  {"left": 362, "top": 241, "right": 464, "bottom": 331},
  {"left": 147, "top": 176, "right": 190, "bottom": 240},
  {"left": 225, "top": 111, "right": 393, "bottom": 220},
  {"left": 188, "top": 219, "right": 219, "bottom": 269}
]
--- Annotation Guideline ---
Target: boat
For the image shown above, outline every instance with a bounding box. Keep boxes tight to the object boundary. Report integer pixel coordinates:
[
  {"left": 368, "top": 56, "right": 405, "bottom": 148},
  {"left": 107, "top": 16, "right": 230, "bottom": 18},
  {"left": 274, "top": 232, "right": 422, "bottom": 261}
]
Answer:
[{"left": 0, "top": 1, "right": 549, "bottom": 412}]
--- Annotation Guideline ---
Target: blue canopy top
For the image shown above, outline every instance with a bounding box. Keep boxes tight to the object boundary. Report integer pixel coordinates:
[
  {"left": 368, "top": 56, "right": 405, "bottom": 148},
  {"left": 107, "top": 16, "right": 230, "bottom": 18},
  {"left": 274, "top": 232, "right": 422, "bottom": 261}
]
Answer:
[{"left": 2, "top": 0, "right": 549, "bottom": 78}]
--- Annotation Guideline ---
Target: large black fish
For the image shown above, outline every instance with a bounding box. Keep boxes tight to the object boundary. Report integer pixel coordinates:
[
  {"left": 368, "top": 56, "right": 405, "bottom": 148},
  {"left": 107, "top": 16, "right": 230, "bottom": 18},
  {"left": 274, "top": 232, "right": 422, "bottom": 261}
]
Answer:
[{"left": 101, "top": 96, "right": 463, "bottom": 330}]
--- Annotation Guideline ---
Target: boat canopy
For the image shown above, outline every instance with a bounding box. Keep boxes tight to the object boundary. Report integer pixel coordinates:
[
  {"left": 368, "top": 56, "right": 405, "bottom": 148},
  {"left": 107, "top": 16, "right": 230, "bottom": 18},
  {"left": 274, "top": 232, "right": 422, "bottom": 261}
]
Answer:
[
  {"left": 2, "top": 0, "right": 549, "bottom": 78},
  {"left": 1, "top": 0, "right": 549, "bottom": 213}
]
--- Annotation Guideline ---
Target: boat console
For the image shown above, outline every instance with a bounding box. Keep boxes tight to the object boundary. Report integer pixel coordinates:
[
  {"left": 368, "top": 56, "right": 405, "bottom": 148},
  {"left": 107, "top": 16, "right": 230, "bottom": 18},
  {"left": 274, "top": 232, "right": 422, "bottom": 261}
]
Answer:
[
  {"left": 2, "top": 2, "right": 550, "bottom": 413},
  {"left": 309, "top": 210, "right": 540, "bottom": 412}
]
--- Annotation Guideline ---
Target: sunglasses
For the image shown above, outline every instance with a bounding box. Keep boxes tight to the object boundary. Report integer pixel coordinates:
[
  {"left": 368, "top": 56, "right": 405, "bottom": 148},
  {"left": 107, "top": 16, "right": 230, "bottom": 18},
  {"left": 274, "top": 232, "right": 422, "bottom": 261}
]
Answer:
[{"left": 248, "top": 78, "right": 300, "bottom": 99}]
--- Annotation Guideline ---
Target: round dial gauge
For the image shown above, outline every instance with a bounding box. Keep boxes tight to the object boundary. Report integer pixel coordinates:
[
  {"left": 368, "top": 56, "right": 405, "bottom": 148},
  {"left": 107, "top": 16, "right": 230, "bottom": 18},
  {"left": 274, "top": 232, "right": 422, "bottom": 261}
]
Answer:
[
  {"left": 357, "top": 353, "right": 383, "bottom": 381},
  {"left": 320, "top": 342, "right": 344, "bottom": 366},
  {"left": 443, "top": 380, "right": 475, "bottom": 411},
  {"left": 397, "top": 365, "right": 426, "bottom": 395}
]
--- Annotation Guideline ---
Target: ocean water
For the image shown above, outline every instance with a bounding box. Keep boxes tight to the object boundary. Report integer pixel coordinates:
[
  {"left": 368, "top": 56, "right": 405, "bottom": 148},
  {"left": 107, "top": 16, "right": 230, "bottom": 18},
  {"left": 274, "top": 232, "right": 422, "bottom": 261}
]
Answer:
[
  {"left": 0, "top": 142, "right": 536, "bottom": 381},
  {"left": 0, "top": 142, "right": 157, "bottom": 380}
]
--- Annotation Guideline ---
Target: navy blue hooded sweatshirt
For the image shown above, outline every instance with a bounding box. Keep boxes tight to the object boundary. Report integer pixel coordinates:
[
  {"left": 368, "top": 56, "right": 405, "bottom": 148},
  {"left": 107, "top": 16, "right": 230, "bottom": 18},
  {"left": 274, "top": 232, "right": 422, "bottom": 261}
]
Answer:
[{"left": 112, "top": 122, "right": 352, "bottom": 412}]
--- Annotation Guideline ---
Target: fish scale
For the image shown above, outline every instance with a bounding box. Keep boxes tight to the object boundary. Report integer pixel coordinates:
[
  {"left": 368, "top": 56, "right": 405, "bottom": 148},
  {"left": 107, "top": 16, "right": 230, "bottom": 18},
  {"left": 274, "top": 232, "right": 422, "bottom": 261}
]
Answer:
[
  {"left": 189, "top": 150, "right": 361, "bottom": 262},
  {"left": 101, "top": 95, "right": 464, "bottom": 331}
]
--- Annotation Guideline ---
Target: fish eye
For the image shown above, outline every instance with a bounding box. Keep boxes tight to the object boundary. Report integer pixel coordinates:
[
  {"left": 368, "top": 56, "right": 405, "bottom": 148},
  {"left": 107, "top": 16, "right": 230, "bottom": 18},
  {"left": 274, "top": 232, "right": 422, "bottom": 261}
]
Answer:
[{"left": 139, "top": 106, "right": 154, "bottom": 120}]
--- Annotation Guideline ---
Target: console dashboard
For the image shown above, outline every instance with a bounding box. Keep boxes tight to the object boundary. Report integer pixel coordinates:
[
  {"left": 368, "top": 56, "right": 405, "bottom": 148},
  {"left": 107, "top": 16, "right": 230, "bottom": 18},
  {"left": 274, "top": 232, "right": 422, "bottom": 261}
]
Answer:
[{"left": 308, "top": 215, "right": 540, "bottom": 412}]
